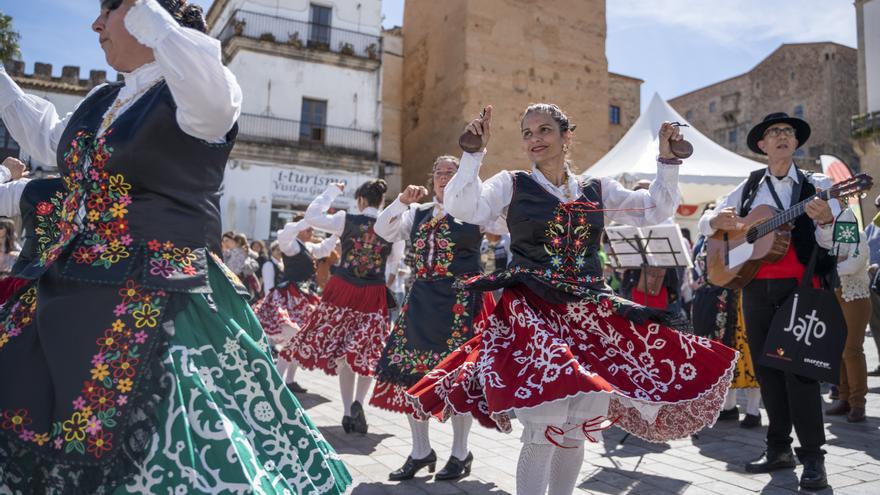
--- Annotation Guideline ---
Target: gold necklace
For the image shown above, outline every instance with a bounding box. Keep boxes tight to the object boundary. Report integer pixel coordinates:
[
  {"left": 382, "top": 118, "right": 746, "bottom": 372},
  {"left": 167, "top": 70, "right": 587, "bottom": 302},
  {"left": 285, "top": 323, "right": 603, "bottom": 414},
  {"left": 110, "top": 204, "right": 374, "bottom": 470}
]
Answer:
[{"left": 100, "top": 78, "right": 163, "bottom": 132}]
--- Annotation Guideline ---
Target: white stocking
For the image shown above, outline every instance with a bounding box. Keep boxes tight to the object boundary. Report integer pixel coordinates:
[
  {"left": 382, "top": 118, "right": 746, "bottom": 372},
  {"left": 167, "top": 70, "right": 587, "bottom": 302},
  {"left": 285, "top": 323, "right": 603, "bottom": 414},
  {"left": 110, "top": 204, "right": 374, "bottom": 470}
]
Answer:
[
  {"left": 516, "top": 442, "right": 553, "bottom": 495},
  {"left": 745, "top": 387, "right": 762, "bottom": 416},
  {"left": 354, "top": 374, "right": 373, "bottom": 405},
  {"left": 723, "top": 388, "right": 738, "bottom": 410},
  {"left": 407, "top": 415, "right": 432, "bottom": 459},
  {"left": 337, "top": 359, "right": 355, "bottom": 416},
  {"left": 548, "top": 437, "right": 585, "bottom": 495},
  {"left": 450, "top": 414, "right": 472, "bottom": 460}
]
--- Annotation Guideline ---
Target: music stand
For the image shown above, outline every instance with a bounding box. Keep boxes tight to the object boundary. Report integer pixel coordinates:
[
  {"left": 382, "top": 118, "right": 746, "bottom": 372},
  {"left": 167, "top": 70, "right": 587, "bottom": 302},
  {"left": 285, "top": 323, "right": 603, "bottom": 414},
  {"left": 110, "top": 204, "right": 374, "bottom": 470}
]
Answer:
[{"left": 603, "top": 223, "right": 693, "bottom": 445}]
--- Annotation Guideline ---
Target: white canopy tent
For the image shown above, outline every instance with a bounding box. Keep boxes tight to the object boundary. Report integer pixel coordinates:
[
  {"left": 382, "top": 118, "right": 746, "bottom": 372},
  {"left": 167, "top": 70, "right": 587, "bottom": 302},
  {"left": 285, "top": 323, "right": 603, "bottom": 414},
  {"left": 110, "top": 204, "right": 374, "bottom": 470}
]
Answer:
[{"left": 584, "top": 93, "right": 765, "bottom": 207}]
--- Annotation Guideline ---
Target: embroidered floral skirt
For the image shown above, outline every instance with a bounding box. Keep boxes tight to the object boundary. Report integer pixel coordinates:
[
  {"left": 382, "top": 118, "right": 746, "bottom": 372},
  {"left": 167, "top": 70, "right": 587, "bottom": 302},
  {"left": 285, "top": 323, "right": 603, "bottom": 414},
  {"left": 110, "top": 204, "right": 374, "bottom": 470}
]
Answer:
[
  {"left": 0, "top": 260, "right": 351, "bottom": 494},
  {"left": 371, "top": 277, "right": 495, "bottom": 415},
  {"left": 288, "top": 275, "right": 389, "bottom": 377},
  {"left": 406, "top": 285, "right": 738, "bottom": 443},
  {"left": 253, "top": 283, "right": 319, "bottom": 353}
]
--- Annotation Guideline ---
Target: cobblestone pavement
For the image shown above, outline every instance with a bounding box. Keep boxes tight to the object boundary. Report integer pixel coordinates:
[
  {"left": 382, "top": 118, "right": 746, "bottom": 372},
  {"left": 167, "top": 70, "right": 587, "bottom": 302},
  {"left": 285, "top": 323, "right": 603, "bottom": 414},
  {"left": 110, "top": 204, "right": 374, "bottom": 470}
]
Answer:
[{"left": 293, "top": 331, "right": 880, "bottom": 494}]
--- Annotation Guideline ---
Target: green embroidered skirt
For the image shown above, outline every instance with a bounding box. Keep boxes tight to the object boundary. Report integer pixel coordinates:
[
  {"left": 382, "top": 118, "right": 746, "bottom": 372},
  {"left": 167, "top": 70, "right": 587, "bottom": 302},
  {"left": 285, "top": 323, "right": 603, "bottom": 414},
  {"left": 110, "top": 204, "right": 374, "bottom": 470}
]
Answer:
[{"left": 0, "top": 259, "right": 351, "bottom": 494}]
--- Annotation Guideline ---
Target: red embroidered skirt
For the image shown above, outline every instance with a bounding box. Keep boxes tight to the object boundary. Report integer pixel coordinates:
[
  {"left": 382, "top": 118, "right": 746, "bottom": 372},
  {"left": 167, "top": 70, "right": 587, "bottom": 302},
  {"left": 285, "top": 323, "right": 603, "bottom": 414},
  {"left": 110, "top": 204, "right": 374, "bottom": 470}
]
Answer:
[
  {"left": 253, "top": 284, "right": 319, "bottom": 350},
  {"left": 287, "top": 275, "right": 389, "bottom": 377},
  {"left": 407, "top": 285, "right": 737, "bottom": 442}
]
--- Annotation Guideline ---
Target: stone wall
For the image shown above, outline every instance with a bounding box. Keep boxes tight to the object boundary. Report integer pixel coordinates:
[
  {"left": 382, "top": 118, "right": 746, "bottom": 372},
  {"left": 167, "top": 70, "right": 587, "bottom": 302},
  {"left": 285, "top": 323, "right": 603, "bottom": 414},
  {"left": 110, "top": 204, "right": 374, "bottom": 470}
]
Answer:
[
  {"left": 401, "top": 0, "right": 610, "bottom": 186},
  {"left": 608, "top": 72, "right": 642, "bottom": 150},
  {"left": 669, "top": 43, "right": 859, "bottom": 172},
  {"left": 380, "top": 28, "right": 404, "bottom": 167}
]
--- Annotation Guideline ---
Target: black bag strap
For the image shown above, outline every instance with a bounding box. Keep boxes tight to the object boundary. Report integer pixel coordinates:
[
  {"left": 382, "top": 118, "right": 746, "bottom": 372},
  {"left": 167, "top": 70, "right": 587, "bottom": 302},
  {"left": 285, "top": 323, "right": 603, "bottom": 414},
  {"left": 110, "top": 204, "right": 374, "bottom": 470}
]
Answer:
[
  {"left": 763, "top": 177, "right": 785, "bottom": 210},
  {"left": 739, "top": 169, "right": 766, "bottom": 216},
  {"left": 801, "top": 245, "right": 819, "bottom": 288}
]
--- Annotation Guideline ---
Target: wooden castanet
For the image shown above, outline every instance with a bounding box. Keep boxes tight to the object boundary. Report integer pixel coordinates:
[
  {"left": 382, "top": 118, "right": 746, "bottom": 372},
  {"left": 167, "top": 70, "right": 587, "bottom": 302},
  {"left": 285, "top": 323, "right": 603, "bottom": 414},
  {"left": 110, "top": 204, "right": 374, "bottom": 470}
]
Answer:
[{"left": 706, "top": 204, "right": 791, "bottom": 290}]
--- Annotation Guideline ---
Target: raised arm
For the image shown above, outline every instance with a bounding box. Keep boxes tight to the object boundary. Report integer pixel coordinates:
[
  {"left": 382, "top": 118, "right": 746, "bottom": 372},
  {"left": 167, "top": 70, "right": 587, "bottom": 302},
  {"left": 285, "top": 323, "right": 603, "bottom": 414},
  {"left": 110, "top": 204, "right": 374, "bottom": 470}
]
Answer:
[
  {"left": 444, "top": 151, "right": 513, "bottom": 226},
  {"left": 276, "top": 220, "right": 308, "bottom": 256},
  {"left": 124, "top": 0, "right": 242, "bottom": 141},
  {"left": 601, "top": 162, "right": 681, "bottom": 226},
  {"left": 304, "top": 184, "right": 346, "bottom": 235},
  {"left": 306, "top": 234, "right": 340, "bottom": 260}
]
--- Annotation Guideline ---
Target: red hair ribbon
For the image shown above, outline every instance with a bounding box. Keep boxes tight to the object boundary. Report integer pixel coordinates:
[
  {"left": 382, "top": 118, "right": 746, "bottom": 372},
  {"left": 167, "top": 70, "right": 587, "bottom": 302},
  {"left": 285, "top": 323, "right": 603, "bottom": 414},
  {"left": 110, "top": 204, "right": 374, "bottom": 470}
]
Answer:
[{"left": 544, "top": 415, "right": 622, "bottom": 448}]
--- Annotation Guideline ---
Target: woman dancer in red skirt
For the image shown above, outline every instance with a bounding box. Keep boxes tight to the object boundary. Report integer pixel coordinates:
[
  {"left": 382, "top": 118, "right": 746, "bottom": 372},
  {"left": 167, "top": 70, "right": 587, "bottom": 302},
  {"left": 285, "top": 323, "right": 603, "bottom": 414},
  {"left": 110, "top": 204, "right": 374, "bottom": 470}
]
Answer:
[
  {"left": 289, "top": 179, "right": 404, "bottom": 434},
  {"left": 370, "top": 156, "right": 497, "bottom": 481},
  {"left": 253, "top": 218, "right": 338, "bottom": 393},
  {"left": 407, "top": 104, "right": 737, "bottom": 495}
]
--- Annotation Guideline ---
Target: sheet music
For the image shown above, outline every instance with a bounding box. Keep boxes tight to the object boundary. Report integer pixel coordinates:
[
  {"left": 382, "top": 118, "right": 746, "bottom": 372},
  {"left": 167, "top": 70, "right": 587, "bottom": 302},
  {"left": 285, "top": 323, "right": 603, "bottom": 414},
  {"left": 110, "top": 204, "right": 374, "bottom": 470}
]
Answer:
[{"left": 605, "top": 224, "right": 692, "bottom": 269}]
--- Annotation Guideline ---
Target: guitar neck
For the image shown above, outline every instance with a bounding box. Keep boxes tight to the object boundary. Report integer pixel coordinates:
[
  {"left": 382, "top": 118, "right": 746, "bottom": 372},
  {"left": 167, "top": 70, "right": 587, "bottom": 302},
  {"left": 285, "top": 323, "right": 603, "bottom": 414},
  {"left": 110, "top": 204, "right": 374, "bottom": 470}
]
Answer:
[{"left": 753, "top": 189, "right": 829, "bottom": 238}]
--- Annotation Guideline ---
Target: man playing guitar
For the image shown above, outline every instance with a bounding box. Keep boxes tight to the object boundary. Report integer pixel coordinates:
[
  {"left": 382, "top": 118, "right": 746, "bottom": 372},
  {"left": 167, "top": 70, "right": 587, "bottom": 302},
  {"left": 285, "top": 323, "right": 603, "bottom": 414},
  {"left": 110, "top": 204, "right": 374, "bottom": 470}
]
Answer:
[{"left": 698, "top": 112, "right": 839, "bottom": 491}]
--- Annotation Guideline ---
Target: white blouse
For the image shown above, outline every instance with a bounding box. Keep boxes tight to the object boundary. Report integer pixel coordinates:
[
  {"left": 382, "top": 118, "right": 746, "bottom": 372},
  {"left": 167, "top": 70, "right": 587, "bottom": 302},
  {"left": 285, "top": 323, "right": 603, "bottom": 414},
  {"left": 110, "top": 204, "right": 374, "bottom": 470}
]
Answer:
[
  {"left": 374, "top": 196, "right": 507, "bottom": 244},
  {"left": 0, "top": 165, "right": 30, "bottom": 218},
  {"left": 303, "top": 185, "right": 405, "bottom": 283},
  {"left": 0, "top": 0, "right": 242, "bottom": 166},
  {"left": 275, "top": 219, "right": 340, "bottom": 259},
  {"left": 833, "top": 208, "right": 870, "bottom": 302},
  {"left": 443, "top": 150, "right": 682, "bottom": 228}
]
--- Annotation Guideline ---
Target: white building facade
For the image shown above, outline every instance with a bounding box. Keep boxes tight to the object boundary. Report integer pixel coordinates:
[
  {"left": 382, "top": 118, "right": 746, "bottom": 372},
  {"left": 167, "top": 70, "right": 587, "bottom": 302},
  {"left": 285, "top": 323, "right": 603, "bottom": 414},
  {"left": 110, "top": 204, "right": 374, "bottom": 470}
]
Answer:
[{"left": 206, "top": 0, "right": 390, "bottom": 241}]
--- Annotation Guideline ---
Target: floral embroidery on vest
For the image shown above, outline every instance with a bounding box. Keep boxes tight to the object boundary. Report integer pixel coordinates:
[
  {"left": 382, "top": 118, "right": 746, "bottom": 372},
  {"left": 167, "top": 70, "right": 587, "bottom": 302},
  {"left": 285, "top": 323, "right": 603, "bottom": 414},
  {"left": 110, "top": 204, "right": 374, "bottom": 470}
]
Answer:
[
  {"left": 342, "top": 223, "right": 386, "bottom": 278},
  {"left": 0, "top": 281, "right": 166, "bottom": 458},
  {"left": 544, "top": 201, "right": 594, "bottom": 275},
  {"left": 147, "top": 239, "right": 198, "bottom": 278},
  {"left": 412, "top": 215, "right": 455, "bottom": 279}
]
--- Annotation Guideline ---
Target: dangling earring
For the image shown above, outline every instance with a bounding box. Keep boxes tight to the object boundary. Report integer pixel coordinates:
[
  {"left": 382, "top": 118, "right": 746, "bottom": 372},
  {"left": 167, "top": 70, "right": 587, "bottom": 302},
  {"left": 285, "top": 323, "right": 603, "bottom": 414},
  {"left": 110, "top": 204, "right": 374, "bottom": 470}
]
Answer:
[{"left": 563, "top": 144, "right": 569, "bottom": 153}]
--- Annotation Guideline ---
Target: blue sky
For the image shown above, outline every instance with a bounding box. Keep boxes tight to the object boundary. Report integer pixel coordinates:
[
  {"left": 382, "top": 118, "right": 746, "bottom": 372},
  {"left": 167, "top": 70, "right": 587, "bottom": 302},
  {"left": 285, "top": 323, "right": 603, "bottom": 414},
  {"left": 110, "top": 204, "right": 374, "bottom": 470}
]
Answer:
[{"left": 2, "top": 1, "right": 857, "bottom": 107}]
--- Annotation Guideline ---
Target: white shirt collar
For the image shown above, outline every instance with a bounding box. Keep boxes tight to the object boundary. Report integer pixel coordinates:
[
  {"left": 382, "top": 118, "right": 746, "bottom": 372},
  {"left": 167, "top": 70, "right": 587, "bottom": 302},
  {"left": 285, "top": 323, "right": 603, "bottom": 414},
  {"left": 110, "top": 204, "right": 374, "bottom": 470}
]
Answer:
[
  {"left": 120, "top": 62, "right": 163, "bottom": 96},
  {"left": 531, "top": 164, "right": 580, "bottom": 201},
  {"left": 762, "top": 162, "right": 799, "bottom": 184},
  {"left": 352, "top": 206, "right": 379, "bottom": 218}
]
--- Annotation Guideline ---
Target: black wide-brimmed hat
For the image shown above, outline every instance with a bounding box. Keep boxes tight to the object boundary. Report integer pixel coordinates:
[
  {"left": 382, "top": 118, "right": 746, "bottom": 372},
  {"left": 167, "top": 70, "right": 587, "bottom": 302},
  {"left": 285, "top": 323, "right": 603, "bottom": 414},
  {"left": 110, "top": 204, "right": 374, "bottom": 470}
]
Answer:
[{"left": 747, "top": 112, "right": 811, "bottom": 155}]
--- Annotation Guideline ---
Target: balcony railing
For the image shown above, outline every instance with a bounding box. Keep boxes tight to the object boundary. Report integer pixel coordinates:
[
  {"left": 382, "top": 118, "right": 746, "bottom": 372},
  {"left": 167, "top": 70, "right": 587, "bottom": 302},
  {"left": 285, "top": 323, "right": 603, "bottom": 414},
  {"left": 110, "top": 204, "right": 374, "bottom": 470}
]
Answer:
[
  {"left": 219, "top": 10, "right": 382, "bottom": 61},
  {"left": 238, "top": 113, "right": 378, "bottom": 157},
  {"left": 852, "top": 111, "right": 880, "bottom": 139}
]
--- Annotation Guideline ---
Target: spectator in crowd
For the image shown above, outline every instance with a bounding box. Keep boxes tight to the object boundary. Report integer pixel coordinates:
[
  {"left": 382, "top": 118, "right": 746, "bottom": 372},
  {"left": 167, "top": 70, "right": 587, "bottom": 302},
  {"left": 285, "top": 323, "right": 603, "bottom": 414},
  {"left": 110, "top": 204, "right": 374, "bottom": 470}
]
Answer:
[
  {"left": 0, "top": 218, "right": 19, "bottom": 278},
  {"left": 866, "top": 196, "right": 880, "bottom": 376},
  {"left": 252, "top": 239, "right": 269, "bottom": 282}
]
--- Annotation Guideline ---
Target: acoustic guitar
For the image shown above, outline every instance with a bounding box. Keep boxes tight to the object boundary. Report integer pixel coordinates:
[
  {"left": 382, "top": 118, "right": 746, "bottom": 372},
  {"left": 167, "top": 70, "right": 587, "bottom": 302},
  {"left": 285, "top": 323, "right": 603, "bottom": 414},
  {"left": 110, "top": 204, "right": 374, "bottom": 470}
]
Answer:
[{"left": 706, "top": 173, "right": 872, "bottom": 289}]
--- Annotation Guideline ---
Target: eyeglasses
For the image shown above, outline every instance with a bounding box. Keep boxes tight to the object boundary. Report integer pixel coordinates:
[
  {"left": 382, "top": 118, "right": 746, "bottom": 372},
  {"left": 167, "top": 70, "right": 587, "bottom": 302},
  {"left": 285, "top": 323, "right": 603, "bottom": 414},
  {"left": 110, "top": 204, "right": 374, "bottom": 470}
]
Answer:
[
  {"left": 101, "top": 0, "right": 123, "bottom": 12},
  {"left": 764, "top": 127, "right": 796, "bottom": 138},
  {"left": 433, "top": 170, "right": 456, "bottom": 178}
]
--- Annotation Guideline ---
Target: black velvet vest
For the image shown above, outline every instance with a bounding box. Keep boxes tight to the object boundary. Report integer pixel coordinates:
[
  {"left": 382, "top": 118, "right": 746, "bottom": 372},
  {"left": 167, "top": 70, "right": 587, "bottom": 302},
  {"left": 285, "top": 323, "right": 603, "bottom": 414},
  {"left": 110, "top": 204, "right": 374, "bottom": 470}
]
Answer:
[
  {"left": 17, "top": 82, "right": 237, "bottom": 292},
  {"left": 281, "top": 241, "right": 316, "bottom": 284},
  {"left": 11, "top": 178, "right": 66, "bottom": 276},
  {"left": 507, "top": 172, "right": 605, "bottom": 280},
  {"left": 336, "top": 214, "right": 393, "bottom": 286},
  {"left": 739, "top": 167, "right": 836, "bottom": 278},
  {"left": 409, "top": 204, "right": 482, "bottom": 280}
]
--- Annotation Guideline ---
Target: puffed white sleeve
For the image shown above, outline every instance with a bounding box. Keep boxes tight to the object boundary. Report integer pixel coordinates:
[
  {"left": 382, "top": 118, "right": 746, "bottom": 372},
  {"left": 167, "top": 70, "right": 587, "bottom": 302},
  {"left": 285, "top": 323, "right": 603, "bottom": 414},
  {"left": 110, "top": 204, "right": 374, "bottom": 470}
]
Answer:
[
  {"left": 444, "top": 150, "right": 513, "bottom": 226},
  {"left": 125, "top": 0, "right": 242, "bottom": 142},
  {"left": 374, "top": 197, "right": 416, "bottom": 243},
  {"left": 601, "top": 162, "right": 681, "bottom": 227},
  {"left": 811, "top": 174, "right": 841, "bottom": 250},
  {"left": 0, "top": 68, "right": 106, "bottom": 166},
  {"left": 262, "top": 261, "right": 276, "bottom": 292},
  {"left": 697, "top": 179, "right": 746, "bottom": 237},
  {"left": 0, "top": 179, "right": 31, "bottom": 218},
  {"left": 385, "top": 240, "right": 406, "bottom": 283},
  {"left": 306, "top": 234, "right": 339, "bottom": 260},
  {"left": 277, "top": 221, "right": 307, "bottom": 256},
  {"left": 304, "top": 185, "right": 346, "bottom": 235}
]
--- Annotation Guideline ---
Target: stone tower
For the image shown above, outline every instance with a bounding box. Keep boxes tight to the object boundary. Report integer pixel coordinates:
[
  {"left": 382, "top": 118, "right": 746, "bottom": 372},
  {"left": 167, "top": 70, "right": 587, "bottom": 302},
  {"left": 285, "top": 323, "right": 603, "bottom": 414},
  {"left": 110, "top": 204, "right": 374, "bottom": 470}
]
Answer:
[{"left": 401, "top": 0, "right": 610, "bottom": 186}]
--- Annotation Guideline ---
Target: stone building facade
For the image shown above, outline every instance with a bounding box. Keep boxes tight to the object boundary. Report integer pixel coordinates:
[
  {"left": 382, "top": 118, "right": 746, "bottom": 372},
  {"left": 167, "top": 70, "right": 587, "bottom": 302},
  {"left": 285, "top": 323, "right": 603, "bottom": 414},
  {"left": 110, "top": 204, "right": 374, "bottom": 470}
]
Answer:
[
  {"left": 399, "top": 0, "right": 628, "bottom": 184},
  {"left": 669, "top": 42, "right": 859, "bottom": 172},
  {"left": 853, "top": 0, "right": 880, "bottom": 210},
  {"left": 608, "top": 72, "right": 643, "bottom": 150}
]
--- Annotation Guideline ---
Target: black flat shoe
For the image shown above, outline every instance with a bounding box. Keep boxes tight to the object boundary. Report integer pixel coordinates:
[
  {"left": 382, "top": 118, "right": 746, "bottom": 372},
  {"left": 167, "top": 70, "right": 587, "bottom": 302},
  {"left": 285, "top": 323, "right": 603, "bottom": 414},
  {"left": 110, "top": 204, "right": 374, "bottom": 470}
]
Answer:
[
  {"left": 341, "top": 415, "right": 353, "bottom": 434},
  {"left": 745, "top": 450, "right": 796, "bottom": 473},
  {"left": 739, "top": 413, "right": 761, "bottom": 429},
  {"left": 351, "top": 401, "right": 368, "bottom": 434},
  {"left": 799, "top": 457, "right": 828, "bottom": 490},
  {"left": 388, "top": 450, "right": 437, "bottom": 481},
  {"left": 287, "top": 381, "right": 308, "bottom": 394},
  {"left": 435, "top": 452, "right": 473, "bottom": 481},
  {"left": 718, "top": 406, "right": 739, "bottom": 421}
]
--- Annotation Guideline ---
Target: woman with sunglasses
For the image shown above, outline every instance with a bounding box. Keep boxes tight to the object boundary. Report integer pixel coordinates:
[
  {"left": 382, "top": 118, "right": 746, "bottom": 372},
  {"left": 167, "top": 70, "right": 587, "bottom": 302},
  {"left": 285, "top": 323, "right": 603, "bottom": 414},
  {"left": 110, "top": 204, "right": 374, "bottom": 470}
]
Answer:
[{"left": 0, "top": 1, "right": 351, "bottom": 493}]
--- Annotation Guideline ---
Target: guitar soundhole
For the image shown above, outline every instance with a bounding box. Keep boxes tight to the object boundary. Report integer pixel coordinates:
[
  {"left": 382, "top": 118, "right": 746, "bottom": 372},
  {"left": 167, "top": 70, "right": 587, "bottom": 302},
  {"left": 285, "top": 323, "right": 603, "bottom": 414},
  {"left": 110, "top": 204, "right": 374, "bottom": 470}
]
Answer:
[{"left": 746, "top": 227, "right": 758, "bottom": 244}]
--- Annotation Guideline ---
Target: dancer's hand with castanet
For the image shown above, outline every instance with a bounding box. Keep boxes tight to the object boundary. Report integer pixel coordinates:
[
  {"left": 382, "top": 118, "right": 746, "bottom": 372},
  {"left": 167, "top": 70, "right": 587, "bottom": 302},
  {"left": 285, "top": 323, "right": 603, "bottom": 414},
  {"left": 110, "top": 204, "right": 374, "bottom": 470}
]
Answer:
[
  {"left": 398, "top": 185, "right": 428, "bottom": 205},
  {"left": 658, "top": 121, "right": 683, "bottom": 160},
  {"left": 462, "top": 105, "right": 494, "bottom": 151}
]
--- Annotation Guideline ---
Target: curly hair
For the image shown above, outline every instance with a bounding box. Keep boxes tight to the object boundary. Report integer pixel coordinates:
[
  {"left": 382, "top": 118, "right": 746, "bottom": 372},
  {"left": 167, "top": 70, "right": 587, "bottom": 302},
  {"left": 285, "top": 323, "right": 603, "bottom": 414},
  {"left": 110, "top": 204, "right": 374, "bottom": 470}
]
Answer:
[{"left": 355, "top": 179, "right": 388, "bottom": 208}]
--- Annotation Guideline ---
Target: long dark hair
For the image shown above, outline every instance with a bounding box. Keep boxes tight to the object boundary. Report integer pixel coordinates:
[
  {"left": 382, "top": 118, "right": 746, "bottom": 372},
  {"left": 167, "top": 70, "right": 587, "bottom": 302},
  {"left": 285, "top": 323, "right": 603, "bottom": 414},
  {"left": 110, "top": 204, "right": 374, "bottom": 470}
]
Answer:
[{"left": 0, "top": 218, "right": 16, "bottom": 254}]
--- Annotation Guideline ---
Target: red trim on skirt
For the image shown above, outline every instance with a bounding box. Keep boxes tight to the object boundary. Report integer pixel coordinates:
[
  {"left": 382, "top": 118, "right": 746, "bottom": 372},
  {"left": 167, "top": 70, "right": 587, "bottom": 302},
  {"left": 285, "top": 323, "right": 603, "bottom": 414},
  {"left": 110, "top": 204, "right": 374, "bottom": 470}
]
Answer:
[
  {"left": 253, "top": 284, "right": 318, "bottom": 343},
  {"left": 406, "top": 285, "right": 737, "bottom": 442},
  {"left": 288, "top": 275, "right": 389, "bottom": 377}
]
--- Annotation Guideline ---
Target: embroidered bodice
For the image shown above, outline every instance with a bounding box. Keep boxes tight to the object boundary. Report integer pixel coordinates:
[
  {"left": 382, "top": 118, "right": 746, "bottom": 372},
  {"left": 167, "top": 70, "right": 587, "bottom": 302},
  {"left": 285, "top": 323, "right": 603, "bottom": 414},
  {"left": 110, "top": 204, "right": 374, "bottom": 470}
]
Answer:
[
  {"left": 409, "top": 205, "right": 482, "bottom": 281},
  {"left": 337, "top": 214, "right": 393, "bottom": 286}
]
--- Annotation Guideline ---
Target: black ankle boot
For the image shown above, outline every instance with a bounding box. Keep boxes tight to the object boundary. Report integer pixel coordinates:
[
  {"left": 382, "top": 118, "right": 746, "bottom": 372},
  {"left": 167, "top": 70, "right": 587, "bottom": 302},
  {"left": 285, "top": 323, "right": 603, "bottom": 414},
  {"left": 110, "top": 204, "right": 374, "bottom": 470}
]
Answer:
[
  {"left": 744, "top": 450, "right": 796, "bottom": 473},
  {"left": 800, "top": 457, "right": 828, "bottom": 490},
  {"left": 351, "top": 401, "right": 368, "bottom": 434},
  {"left": 388, "top": 450, "right": 437, "bottom": 481},
  {"left": 435, "top": 452, "right": 473, "bottom": 481},
  {"left": 341, "top": 415, "right": 353, "bottom": 434}
]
